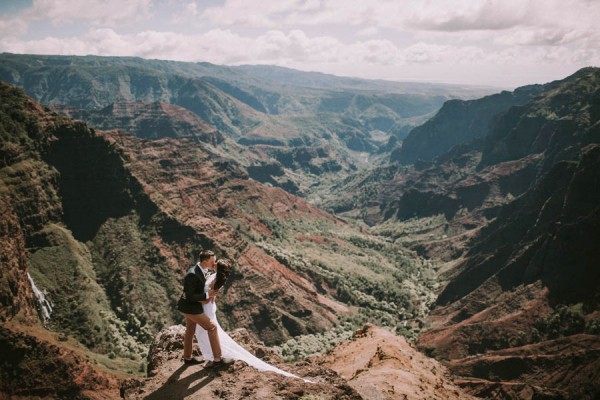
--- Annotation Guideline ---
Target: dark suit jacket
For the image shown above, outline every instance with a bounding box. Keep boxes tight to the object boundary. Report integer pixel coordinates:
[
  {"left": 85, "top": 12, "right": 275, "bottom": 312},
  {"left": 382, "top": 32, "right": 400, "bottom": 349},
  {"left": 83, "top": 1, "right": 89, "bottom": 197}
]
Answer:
[{"left": 177, "top": 264, "right": 209, "bottom": 315}]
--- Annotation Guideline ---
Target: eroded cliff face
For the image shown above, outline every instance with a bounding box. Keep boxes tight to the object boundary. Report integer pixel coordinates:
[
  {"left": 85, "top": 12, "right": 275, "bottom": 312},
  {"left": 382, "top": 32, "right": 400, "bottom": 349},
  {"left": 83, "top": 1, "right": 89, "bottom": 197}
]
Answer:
[
  {"left": 335, "top": 68, "right": 600, "bottom": 251},
  {"left": 413, "top": 70, "right": 600, "bottom": 398},
  {"left": 392, "top": 85, "right": 542, "bottom": 165},
  {"left": 0, "top": 82, "right": 128, "bottom": 398},
  {"left": 101, "top": 128, "right": 345, "bottom": 345},
  {"left": 57, "top": 101, "right": 225, "bottom": 145},
  {"left": 0, "top": 324, "right": 122, "bottom": 399},
  {"left": 329, "top": 68, "right": 600, "bottom": 399},
  {"left": 0, "top": 83, "right": 62, "bottom": 324},
  {"left": 0, "top": 198, "right": 37, "bottom": 323}
]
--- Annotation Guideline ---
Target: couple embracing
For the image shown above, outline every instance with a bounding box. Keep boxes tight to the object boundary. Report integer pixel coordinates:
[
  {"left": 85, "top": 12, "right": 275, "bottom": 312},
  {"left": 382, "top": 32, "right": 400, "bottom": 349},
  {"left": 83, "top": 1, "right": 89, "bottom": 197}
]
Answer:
[
  {"left": 176, "top": 250, "right": 305, "bottom": 380},
  {"left": 177, "top": 250, "right": 234, "bottom": 368}
]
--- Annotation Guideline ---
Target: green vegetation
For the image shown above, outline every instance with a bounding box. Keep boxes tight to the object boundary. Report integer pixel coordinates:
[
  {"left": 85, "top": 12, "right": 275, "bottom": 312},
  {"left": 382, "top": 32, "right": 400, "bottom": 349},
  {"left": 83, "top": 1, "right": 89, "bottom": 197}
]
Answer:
[
  {"left": 89, "top": 213, "right": 183, "bottom": 345},
  {"left": 273, "top": 322, "right": 355, "bottom": 362},
  {"left": 0, "top": 82, "right": 43, "bottom": 150},
  {"left": 534, "top": 303, "right": 587, "bottom": 340},
  {"left": 230, "top": 205, "right": 438, "bottom": 359},
  {"left": 0, "top": 85, "right": 189, "bottom": 371},
  {"left": 27, "top": 224, "right": 148, "bottom": 362}
]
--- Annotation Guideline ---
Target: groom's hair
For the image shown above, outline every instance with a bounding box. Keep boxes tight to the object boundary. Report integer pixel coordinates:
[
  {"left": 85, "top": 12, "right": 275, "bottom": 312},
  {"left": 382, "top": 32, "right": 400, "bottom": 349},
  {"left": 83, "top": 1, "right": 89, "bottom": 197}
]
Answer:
[{"left": 198, "top": 250, "right": 215, "bottom": 262}]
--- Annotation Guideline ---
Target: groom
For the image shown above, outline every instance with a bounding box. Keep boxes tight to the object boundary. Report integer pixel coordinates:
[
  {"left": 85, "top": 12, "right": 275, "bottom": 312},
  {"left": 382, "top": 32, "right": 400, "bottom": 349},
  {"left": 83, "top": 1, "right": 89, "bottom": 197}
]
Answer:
[{"left": 177, "top": 250, "right": 234, "bottom": 367}]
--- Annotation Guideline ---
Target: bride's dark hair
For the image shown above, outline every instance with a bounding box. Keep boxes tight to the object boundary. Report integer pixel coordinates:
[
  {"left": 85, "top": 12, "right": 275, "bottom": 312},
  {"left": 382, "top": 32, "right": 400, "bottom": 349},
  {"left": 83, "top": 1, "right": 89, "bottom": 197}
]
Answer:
[{"left": 214, "top": 258, "right": 233, "bottom": 290}]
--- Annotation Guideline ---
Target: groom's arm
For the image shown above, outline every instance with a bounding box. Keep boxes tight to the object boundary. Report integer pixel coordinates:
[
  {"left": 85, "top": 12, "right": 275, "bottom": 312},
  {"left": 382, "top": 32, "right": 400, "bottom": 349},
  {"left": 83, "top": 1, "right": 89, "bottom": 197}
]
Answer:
[{"left": 182, "top": 273, "right": 209, "bottom": 303}]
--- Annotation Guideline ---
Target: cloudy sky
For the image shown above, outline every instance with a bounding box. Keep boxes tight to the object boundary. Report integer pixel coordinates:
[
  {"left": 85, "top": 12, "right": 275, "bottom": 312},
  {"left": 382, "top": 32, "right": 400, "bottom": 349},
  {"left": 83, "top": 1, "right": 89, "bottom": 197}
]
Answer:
[{"left": 1, "top": 0, "right": 599, "bottom": 88}]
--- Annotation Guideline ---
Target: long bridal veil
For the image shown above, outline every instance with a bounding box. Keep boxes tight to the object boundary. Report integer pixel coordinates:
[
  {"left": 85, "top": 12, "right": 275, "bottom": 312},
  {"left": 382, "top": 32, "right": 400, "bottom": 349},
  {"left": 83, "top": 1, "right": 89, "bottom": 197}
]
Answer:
[{"left": 195, "top": 275, "right": 311, "bottom": 382}]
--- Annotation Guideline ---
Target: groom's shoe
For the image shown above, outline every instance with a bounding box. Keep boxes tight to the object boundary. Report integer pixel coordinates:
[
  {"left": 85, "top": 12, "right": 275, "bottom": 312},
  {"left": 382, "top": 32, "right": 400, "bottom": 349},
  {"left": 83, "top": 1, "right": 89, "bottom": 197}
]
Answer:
[
  {"left": 205, "top": 357, "right": 234, "bottom": 368},
  {"left": 183, "top": 357, "right": 203, "bottom": 365}
]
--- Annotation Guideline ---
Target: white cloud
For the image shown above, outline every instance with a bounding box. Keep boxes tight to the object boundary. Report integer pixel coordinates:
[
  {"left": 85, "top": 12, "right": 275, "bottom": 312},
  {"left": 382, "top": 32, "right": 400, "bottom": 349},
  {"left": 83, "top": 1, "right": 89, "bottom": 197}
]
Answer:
[
  {"left": 357, "top": 40, "right": 399, "bottom": 65},
  {"left": 25, "top": 0, "right": 153, "bottom": 26},
  {"left": 401, "top": 0, "right": 530, "bottom": 32},
  {"left": 356, "top": 27, "right": 379, "bottom": 37},
  {"left": 0, "top": 26, "right": 568, "bottom": 71},
  {"left": 170, "top": 1, "right": 200, "bottom": 24},
  {"left": 496, "top": 28, "right": 587, "bottom": 47},
  {"left": 399, "top": 42, "right": 486, "bottom": 64},
  {"left": 254, "top": 30, "right": 344, "bottom": 64},
  {"left": 0, "top": 0, "right": 598, "bottom": 87},
  {"left": 200, "top": 0, "right": 599, "bottom": 45},
  {"left": 200, "top": 0, "right": 531, "bottom": 31},
  {"left": 201, "top": 0, "right": 293, "bottom": 28},
  {"left": 0, "top": 18, "right": 28, "bottom": 38}
]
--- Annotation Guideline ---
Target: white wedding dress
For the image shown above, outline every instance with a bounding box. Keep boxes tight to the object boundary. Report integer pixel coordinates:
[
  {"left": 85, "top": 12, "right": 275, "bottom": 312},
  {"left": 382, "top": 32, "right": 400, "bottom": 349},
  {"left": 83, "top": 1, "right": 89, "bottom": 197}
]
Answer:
[{"left": 195, "top": 274, "right": 308, "bottom": 381}]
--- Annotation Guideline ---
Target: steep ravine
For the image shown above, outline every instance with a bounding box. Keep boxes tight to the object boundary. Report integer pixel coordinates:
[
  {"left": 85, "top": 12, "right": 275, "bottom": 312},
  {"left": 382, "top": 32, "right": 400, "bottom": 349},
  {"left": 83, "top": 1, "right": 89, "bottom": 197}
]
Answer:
[
  {"left": 329, "top": 67, "right": 600, "bottom": 399},
  {"left": 409, "top": 70, "right": 600, "bottom": 399}
]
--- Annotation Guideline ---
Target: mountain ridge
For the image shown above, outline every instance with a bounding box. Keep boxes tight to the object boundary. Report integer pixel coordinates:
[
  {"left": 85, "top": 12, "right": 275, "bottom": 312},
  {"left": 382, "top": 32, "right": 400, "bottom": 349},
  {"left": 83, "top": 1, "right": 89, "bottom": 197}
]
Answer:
[{"left": 0, "top": 53, "right": 495, "bottom": 199}]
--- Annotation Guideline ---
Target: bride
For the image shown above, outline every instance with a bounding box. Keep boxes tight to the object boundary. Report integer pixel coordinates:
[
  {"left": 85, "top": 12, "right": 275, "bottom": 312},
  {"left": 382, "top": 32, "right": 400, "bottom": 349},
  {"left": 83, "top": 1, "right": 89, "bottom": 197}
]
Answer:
[{"left": 195, "top": 258, "right": 307, "bottom": 381}]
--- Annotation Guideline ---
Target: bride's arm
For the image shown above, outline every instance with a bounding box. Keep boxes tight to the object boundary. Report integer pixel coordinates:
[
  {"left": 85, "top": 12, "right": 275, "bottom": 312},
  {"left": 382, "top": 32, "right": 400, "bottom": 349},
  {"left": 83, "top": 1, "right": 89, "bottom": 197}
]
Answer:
[{"left": 207, "top": 277, "right": 217, "bottom": 303}]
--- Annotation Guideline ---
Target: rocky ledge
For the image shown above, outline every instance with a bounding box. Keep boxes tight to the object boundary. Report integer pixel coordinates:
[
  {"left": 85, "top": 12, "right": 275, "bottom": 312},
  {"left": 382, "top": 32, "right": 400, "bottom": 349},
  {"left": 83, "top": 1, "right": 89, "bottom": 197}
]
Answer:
[
  {"left": 124, "top": 325, "right": 360, "bottom": 400},
  {"left": 125, "top": 324, "right": 472, "bottom": 400}
]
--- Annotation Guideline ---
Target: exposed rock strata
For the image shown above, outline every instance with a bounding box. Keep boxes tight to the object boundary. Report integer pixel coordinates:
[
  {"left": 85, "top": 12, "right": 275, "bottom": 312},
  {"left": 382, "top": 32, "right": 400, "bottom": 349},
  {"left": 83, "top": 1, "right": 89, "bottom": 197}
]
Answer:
[
  {"left": 0, "top": 324, "right": 121, "bottom": 399},
  {"left": 393, "top": 84, "right": 543, "bottom": 164},
  {"left": 57, "top": 101, "right": 225, "bottom": 145}
]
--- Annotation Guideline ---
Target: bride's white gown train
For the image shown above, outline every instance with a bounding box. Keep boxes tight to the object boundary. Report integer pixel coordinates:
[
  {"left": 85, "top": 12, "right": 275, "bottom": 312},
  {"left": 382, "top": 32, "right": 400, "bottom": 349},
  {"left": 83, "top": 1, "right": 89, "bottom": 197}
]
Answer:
[{"left": 195, "top": 274, "right": 308, "bottom": 381}]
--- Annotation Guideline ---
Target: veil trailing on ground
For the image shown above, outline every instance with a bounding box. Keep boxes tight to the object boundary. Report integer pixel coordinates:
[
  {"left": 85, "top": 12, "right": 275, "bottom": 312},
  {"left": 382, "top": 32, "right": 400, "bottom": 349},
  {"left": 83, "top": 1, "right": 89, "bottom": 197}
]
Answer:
[{"left": 195, "top": 274, "right": 311, "bottom": 382}]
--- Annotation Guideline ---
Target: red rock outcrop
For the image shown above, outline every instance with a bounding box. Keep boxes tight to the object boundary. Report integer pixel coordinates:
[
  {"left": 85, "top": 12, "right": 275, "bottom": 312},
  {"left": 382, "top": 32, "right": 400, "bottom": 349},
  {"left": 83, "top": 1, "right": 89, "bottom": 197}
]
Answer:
[
  {"left": 0, "top": 198, "right": 38, "bottom": 323},
  {"left": 130, "top": 324, "right": 477, "bottom": 400},
  {"left": 449, "top": 334, "right": 600, "bottom": 399},
  {"left": 318, "top": 324, "right": 473, "bottom": 400},
  {"left": 58, "top": 101, "right": 225, "bottom": 145},
  {"left": 0, "top": 323, "right": 121, "bottom": 399}
]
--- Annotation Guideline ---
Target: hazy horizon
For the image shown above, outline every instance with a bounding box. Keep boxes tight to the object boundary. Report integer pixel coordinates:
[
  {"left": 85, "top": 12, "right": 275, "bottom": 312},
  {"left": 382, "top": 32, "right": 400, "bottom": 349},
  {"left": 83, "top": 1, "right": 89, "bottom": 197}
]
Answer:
[{"left": 1, "top": 0, "right": 598, "bottom": 89}]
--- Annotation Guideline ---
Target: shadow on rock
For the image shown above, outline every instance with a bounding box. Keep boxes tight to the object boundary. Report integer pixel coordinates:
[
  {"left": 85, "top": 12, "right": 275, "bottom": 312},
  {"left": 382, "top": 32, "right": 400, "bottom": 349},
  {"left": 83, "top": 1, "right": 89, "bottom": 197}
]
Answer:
[{"left": 144, "top": 365, "right": 216, "bottom": 400}]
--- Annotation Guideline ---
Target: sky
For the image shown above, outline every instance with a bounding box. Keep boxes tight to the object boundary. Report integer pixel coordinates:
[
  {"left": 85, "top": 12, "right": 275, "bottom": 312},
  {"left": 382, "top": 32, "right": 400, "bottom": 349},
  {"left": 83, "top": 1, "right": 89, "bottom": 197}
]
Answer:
[{"left": 0, "top": 0, "right": 599, "bottom": 88}]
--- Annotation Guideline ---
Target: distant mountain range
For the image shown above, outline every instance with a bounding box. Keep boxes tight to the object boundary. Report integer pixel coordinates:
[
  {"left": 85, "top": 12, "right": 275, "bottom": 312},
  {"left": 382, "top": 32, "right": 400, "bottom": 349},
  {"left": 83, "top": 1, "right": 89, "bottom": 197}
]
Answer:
[{"left": 0, "top": 52, "right": 494, "bottom": 200}]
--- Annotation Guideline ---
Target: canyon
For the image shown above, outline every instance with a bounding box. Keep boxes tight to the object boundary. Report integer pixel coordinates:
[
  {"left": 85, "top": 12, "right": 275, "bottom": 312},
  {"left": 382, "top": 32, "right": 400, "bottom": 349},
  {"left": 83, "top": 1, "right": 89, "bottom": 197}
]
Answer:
[{"left": 1, "top": 54, "right": 599, "bottom": 399}]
